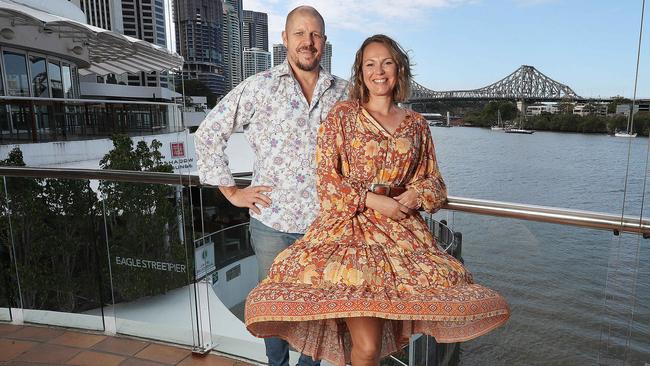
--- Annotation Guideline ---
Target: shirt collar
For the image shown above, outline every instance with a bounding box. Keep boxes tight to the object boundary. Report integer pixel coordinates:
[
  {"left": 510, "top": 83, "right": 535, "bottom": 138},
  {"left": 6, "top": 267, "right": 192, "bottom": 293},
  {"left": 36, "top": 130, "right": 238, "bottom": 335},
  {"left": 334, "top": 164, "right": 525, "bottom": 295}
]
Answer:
[{"left": 279, "top": 59, "right": 335, "bottom": 86}]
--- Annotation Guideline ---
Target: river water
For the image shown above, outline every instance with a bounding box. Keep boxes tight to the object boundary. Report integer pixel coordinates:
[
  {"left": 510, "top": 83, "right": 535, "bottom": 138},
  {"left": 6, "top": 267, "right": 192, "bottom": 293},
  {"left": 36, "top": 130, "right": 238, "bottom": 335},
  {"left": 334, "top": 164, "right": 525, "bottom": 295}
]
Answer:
[{"left": 429, "top": 127, "right": 650, "bottom": 365}]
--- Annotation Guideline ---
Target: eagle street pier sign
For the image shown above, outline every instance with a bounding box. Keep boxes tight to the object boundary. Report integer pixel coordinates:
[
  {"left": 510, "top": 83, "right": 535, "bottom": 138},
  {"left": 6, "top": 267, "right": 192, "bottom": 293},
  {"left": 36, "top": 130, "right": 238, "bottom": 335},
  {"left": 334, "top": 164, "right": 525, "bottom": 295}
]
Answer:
[{"left": 115, "top": 256, "right": 186, "bottom": 273}]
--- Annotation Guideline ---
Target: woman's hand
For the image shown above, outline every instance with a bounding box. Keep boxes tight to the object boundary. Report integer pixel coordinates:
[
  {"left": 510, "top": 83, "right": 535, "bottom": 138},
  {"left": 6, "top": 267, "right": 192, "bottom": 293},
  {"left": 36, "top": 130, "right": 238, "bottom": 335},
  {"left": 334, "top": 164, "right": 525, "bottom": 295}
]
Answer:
[
  {"left": 365, "top": 192, "right": 412, "bottom": 220},
  {"left": 395, "top": 189, "right": 419, "bottom": 210}
]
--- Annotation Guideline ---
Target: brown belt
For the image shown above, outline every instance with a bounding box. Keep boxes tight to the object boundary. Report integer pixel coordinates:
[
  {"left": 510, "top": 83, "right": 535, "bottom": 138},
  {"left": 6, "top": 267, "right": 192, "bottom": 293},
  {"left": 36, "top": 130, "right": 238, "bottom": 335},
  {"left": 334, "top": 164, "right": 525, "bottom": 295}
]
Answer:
[{"left": 368, "top": 184, "right": 407, "bottom": 198}]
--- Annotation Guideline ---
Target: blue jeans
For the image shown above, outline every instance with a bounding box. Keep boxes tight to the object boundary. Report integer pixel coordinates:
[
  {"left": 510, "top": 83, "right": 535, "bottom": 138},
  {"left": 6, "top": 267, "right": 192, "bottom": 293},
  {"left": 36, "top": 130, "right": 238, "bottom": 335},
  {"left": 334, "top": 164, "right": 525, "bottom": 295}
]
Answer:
[{"left": 249, "top": 218, "right": 320, "bottom": 366}]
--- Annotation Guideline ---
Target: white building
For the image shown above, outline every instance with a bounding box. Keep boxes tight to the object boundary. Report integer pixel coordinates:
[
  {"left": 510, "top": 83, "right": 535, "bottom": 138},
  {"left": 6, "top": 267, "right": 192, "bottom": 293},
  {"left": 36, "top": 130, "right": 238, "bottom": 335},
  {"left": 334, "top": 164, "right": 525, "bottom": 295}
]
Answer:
[
  {"left": 573, "top": 102, "right": 608, "bottom": 117},
  {"left": 272, "top": 43, "right": 286, "bottom": 67},
  {"left": 526, "top": 103, "right": 558, "bottom": 116},
  {"left": 243, "top": 48, "right": 271, "bottom": 79}
]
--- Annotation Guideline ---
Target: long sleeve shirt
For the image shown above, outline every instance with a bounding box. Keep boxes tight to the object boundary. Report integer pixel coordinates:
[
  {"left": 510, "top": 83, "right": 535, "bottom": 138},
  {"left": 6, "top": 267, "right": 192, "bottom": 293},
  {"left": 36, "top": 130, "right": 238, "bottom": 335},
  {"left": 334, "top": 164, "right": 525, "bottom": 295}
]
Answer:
[{"left": 194, "top": 61, "right": 349, "bottom": 233}]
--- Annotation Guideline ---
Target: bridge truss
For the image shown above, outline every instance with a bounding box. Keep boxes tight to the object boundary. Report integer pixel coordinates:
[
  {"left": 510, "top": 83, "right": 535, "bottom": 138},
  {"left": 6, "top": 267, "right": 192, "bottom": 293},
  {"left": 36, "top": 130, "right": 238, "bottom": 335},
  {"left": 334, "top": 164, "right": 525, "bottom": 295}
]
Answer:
[{"left": 409, "top": 65, "right": 581, "bottom": 102}]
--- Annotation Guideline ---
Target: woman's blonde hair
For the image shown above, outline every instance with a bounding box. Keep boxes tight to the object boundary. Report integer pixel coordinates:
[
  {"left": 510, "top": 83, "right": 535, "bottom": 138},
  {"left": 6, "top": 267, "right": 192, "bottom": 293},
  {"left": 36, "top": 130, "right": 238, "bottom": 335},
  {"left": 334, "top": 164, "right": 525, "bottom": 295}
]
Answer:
[{"left": 349, "top": 34, "right": 412, "bottom": 103}]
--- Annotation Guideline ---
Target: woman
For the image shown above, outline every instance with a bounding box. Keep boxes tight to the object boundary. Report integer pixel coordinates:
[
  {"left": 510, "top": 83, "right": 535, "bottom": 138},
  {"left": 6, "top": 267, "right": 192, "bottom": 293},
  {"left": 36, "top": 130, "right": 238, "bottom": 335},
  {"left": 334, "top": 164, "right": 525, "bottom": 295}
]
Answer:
[{"left": 246, "top": 34, "right": 510, "bottom": 366}]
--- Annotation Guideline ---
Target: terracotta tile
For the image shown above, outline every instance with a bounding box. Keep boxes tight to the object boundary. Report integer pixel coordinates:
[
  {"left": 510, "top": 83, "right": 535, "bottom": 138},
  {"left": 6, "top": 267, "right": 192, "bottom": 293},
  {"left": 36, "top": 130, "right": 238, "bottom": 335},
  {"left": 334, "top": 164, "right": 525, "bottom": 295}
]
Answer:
[
  {"left": 14, "top": 343, "right": 80, "bottom": 363},
  {"left": 7, "top": 362, "right": 67, "bottom": 366},
  {"left": 134, "top": 344, "right": 191, "bottom": 365},
  {"left": 0, "top": 339, "right": 37, "bottom": 362},
  {"left": 93, "top": 337, "right": 149, "bottom": 356},
  {"left": 10, "top": 326, "right": 65, "bottom": 342},
  {"left": 118, "top": 358, "right": 167, "bottom": 366},
  {"left": 65, "top": 350, "right": 125, "bottom": 366},
  {"left": 0, "top": 324, "right": 22, "bottom": 337},
  {"left": 50, "top": 331, "right": 106, "bottom": 348},
  {"left": 177, "top": 354, "right": 238, "bottom": 366}
]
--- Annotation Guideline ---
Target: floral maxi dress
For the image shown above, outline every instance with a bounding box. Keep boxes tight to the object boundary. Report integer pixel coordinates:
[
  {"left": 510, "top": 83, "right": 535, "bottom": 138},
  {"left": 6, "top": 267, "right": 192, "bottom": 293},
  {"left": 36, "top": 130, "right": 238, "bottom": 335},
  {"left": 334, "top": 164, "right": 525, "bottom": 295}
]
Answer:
[{"left": 245, "top": 100, "right": 510, "bottom": 365}]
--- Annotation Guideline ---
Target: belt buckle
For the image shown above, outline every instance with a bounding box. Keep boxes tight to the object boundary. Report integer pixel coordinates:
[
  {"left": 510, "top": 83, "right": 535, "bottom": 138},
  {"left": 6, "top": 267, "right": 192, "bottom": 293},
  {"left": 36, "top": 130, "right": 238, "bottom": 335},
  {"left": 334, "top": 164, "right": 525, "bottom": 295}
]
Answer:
[{"left": 369, "top": 183, "right": 391, "bottom": 196}]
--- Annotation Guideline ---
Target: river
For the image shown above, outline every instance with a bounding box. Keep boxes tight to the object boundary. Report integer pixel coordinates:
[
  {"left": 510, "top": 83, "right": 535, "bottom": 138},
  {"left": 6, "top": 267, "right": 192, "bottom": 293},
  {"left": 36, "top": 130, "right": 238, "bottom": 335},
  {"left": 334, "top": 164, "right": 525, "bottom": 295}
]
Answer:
[{"left": 430, "top": 127, "right": 650, "bottom": 365}]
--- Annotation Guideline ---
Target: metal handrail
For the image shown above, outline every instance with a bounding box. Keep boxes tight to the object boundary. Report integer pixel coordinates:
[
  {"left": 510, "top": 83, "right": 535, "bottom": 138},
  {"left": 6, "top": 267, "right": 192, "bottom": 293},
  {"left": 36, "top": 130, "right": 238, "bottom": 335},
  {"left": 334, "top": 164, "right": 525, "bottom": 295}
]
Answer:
[{"left": 0, "top": 166, "right": 648, "bottom": 236}]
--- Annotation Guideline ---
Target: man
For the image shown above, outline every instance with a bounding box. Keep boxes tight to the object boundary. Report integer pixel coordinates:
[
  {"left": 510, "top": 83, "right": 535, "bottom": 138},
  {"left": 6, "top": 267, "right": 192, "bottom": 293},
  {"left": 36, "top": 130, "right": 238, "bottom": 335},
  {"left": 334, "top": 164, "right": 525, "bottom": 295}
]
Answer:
[{"left": 194, "top": 6, "right": 348, "bottom": 366}]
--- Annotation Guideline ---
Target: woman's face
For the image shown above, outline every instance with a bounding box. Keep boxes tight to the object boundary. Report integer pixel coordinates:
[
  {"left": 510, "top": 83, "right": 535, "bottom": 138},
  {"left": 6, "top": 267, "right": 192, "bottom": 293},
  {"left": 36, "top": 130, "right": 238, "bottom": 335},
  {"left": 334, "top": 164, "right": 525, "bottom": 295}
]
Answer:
[{"left": 362, "top": 42, "right": 397, "bottom": 100}]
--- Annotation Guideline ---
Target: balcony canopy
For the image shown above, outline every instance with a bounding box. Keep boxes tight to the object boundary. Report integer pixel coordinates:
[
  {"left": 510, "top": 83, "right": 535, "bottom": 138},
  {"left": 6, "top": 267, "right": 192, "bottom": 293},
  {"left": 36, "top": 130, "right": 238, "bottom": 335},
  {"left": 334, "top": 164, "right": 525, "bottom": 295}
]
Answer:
[{"left": 0, "top": 0, "right": 184, "bottom": 76}]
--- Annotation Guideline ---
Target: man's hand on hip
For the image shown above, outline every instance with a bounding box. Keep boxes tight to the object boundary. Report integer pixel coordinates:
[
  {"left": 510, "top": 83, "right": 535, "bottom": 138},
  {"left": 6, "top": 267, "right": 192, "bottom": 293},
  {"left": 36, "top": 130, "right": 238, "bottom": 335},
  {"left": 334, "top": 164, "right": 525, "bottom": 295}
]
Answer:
[{"left": 219, "top": 185, "right": 272, "bottom": 215}]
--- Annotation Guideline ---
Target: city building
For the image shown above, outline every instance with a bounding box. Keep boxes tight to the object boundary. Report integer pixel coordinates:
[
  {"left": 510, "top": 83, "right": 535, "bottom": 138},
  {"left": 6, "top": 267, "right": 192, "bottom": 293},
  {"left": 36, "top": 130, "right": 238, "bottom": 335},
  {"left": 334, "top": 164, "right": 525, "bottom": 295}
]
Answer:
[
  {"left": 526, "top": 103, "right": 559, "bottom": 116},
  {"left": 222, "top": 0, "right": 243, "bottom": 92},
  {"left": 273, "top": 43, "right": 287, "bottom": 67},
  {"left": 573, "top": 102, "right": 608, "bottom": 117},
  {"left": 272, "top": 42, "right": 332, "bottom": 72},
  {"left": 242, "top": 10, "right": 268, "bottom": 51},
  {"left": 121, "top": 0, "right": 169, "bottom": 88},
  {"left": 0, "top": 0, "right": 184, "bottom": 151},
  {"left": 75, "top": 0, "right": 123, "bottom": 31},
  {"left": 616, "top": 101, "right": 650, "bottom": 116},
  {"left": 174, "top": 0, "right": 227, "bottom": 96},
  {"left": 321, "top": 41, "right": 332, "bottom": 73},
  {"left": 243, "top": 48, "right": 271, "bottom": 79}
]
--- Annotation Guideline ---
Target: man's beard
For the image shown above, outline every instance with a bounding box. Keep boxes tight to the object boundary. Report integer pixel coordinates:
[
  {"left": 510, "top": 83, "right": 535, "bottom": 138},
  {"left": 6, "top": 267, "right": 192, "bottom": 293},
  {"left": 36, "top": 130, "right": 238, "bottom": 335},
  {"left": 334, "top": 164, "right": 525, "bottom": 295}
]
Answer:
[{"left": 292, "top": 46, "right": 320, "bottom": 71}]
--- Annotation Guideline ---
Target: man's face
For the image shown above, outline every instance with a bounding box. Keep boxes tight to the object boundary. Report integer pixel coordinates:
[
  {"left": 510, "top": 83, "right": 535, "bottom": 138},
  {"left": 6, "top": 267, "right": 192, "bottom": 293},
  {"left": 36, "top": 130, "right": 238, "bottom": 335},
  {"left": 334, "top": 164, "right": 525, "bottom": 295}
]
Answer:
[{"left": 282, "top": 13, "right": 325, "bottom": 72}]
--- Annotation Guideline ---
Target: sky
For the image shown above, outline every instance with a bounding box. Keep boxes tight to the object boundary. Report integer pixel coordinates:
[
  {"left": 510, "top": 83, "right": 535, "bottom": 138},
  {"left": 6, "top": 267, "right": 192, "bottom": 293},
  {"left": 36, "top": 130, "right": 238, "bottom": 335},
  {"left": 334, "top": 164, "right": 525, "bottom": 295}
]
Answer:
[{"left": 242, "top": 0, "right": 649, "bottom": 99}]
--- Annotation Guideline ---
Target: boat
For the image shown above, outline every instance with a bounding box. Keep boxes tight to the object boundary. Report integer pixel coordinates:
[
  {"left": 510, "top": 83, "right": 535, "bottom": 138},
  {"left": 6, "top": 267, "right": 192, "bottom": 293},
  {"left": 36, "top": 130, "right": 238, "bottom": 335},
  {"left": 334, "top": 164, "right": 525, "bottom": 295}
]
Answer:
[
  {"left": 504, "top": 128, "right": 535, "bottom": 134},
  {"left": 491, "top": 109, "right": 505, "bottom": 130},
  {"left": 615, "top": 131, "right": 638, "bottom": 137},
  {"left": 614, "top": 116, "right": 638, "bottom": 137},
  {"left": 504, "top": 111, "right": 534, "bottom": 134}
]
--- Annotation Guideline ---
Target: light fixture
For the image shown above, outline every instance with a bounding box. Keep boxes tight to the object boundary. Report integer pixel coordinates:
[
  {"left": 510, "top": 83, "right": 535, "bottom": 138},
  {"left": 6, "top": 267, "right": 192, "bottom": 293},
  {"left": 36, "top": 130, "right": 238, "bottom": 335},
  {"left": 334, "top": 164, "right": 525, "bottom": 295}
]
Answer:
[
  {"left": 0, "top": 28, "right": 14, "bottom": 40},
  {"left": 70, "top": 45, "right": 84, "bottom": 55}
]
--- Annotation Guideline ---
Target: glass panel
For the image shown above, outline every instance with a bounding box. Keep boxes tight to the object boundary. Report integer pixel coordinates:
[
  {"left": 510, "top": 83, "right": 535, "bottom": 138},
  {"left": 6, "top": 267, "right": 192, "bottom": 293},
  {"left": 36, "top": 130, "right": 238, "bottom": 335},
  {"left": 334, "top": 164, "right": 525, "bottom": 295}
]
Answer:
[
  {"left": 3, "top": 51, "right": 29, "bottom": 96},
  {"left": 430, "top": 212, "right": 650, "bottom": 365},
  {"left": 0, "top": 177, "right": 14, "bottom": 321},
  {"left": 102, "top": 179, "right": 195, "bottom": 345},
  {"left": 0, "top": 168, "right": 104, "bottom": 329},
  {"left": 0, "top": 57, "right": 4, "bottom": 96},
  {"left": 48, "top": 61, "right": 63, "bottom": 98},
  {"left": 183, "top": 184, "right": 260, "bottom": 358},
  {"left": 29, "top": 56, "right": 48, "bottom": 98},
  {"left": 61, "top": 64, "right": 73, "bottom": 99}
]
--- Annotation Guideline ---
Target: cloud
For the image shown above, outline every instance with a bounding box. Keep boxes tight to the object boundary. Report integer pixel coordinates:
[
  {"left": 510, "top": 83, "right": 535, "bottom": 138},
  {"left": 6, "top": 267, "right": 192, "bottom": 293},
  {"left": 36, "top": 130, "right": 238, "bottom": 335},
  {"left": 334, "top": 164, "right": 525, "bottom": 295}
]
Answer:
[
  {"left": 243, "top": 0, "right": 478, "bottom": 43},
  {"left": 511, "top": 0, "right": 558, "bottom": 6}
]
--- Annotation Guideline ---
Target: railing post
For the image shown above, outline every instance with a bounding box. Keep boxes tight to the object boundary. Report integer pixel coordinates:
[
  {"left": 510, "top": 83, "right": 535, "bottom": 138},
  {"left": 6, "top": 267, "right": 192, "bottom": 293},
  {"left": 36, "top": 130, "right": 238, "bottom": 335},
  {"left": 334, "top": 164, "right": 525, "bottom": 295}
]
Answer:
[{"left": 192, "top": 278, "right": 214, "bottom": 353}]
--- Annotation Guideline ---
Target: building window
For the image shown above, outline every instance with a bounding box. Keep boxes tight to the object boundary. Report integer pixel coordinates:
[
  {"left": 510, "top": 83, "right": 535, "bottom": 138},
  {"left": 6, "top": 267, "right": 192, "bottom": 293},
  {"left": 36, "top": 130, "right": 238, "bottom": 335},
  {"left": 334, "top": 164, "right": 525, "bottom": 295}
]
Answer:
[
  {"left": 62, "top": 64, "right": 73, "bottom": 99},
  {"left": 48, "top": 61, "right": 63, "bottom": 98},
  {"left": 3, "top": 51, "right": 29, "bottom": 96},
  {"left": 29, "top": 55, "right": 48, "bottom": 98}
]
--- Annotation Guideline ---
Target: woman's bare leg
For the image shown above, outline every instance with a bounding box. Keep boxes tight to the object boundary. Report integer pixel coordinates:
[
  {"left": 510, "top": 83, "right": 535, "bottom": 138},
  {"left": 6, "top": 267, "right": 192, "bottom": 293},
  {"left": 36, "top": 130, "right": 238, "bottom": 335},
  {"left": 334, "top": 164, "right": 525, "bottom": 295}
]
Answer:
[{"left": 345, "top": 317, "right": 384, "bottom": 366}]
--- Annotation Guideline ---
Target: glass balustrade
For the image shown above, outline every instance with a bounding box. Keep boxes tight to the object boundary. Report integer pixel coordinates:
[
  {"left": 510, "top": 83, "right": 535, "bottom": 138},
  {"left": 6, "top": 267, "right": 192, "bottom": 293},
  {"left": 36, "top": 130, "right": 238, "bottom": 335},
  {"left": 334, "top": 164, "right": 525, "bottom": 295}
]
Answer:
[{"left": 0, "top": 167, "right": 647, "bottom": 366}]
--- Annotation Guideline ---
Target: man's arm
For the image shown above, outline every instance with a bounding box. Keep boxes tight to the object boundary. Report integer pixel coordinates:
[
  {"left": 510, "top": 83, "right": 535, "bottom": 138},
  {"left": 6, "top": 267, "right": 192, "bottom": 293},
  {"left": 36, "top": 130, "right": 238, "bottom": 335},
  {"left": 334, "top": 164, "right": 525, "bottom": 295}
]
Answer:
[
  {"left": 218, "top": 185, "right": 271, "bottom": 215},
  {"left": 195, "top": 78, "right": 272, "bottom": 212}
]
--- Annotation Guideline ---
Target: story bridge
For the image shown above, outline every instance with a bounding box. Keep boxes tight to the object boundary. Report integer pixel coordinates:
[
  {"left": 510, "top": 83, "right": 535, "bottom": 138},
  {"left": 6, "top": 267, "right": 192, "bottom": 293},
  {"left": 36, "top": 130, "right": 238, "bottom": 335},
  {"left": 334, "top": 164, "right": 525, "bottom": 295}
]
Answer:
[{"left": 408, "top": 65, "right": 588, "bottom": 104}]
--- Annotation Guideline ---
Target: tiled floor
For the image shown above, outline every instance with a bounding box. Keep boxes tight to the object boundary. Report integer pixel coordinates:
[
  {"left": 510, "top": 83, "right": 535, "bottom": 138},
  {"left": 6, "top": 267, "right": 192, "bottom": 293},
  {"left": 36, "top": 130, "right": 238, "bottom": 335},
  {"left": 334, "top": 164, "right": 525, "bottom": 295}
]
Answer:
[{"left": 0, "top": 323, "right": 254, "bottom": 366}]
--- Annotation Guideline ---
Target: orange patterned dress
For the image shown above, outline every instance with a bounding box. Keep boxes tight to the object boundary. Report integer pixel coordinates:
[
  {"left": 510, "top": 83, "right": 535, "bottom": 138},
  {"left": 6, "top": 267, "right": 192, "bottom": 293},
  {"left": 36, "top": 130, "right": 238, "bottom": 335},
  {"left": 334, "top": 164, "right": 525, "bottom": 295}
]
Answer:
[{"left": 245, "top": 100, "right": 510, "bottom": 365}]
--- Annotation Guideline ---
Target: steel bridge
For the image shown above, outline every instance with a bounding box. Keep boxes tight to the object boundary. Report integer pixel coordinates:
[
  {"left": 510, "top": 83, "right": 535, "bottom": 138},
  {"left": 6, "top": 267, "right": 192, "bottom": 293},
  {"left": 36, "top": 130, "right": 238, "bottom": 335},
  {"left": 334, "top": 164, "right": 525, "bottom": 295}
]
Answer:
[{"left": 409, "top": 65, "right": 582, "bottom": 102}]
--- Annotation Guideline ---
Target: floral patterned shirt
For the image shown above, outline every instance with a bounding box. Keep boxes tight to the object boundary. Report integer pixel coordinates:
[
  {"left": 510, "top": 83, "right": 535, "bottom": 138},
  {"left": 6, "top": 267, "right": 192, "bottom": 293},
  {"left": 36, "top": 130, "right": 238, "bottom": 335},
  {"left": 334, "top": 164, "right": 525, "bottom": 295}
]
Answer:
[{"left": 195, "top": 61, "right": 349, "bottom": 233}]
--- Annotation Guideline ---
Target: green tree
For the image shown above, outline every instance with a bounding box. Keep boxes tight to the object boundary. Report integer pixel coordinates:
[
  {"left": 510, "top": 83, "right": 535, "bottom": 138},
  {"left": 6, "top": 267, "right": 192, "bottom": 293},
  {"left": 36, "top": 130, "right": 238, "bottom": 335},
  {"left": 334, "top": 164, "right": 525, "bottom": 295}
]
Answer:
[
  {"left": 99, "top": 135, "right": 190, "bottom": 301},
  {"left": 0, "top": 148, "right": 101, "bottom": 312}
]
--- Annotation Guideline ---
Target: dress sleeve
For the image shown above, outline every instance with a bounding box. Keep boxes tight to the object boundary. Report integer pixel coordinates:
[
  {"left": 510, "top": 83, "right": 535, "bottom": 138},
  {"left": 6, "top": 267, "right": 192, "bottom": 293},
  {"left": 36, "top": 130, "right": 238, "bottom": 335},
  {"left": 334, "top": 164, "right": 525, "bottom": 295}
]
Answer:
[
  {"left": 315, "top": 104, "right": 368, "bottom": 220},
  {"left": 195, "top": 79, "right": 254, "bottom": 187},
  {"left": 406, "top": 120, "right": 447, "bottom": 213}
]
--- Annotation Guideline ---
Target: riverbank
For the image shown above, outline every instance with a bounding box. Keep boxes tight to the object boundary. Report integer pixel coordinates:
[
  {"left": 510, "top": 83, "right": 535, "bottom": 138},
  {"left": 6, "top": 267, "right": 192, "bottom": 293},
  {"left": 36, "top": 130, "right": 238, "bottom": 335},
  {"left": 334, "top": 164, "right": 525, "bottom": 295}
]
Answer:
[{"left": 465, "top": 112, "right": 650, "bottom": 136}]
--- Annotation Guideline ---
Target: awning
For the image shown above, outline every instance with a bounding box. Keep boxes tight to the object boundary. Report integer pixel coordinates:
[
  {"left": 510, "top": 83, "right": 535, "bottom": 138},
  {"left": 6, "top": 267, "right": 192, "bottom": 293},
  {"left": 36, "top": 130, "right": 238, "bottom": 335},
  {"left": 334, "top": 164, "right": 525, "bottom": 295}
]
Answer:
[{"left": 0, "top": 0, "right": 184, "bottom": 76}]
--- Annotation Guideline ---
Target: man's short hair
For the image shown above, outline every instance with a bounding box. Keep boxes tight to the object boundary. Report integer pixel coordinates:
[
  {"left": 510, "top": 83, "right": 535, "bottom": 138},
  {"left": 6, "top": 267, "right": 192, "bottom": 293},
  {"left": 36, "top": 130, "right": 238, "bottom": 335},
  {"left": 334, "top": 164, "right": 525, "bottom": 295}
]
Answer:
[{"left": 285, "top": 6, "right": 325, "bottom": 34}]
